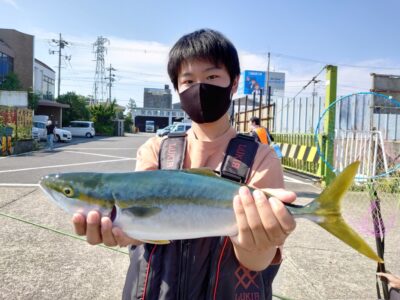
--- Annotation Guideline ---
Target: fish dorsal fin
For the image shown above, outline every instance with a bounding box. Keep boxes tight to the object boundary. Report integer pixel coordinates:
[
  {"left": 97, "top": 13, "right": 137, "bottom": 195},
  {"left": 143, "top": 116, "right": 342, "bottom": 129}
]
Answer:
[
  {"left": 124, "top": 206, "right": 162, "bottom": 218},
  {"left": 184, "top": 168, "right": 218, "bottom": 177}
]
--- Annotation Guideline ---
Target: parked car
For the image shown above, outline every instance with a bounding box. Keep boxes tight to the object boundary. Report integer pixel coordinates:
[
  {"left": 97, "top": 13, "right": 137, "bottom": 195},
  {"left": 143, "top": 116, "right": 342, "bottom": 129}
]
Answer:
[
  {"left": 170, "top": 122, "right": 192, "bottom": 134},
  {"left": 63, "top": 121, "right": 95, "bottom": 138},
  {"left": 156, "top": 124, "right": 174, "bottom": 137},
  {"left": 32, "top": 121, "right": 72, "bottom": 142}
]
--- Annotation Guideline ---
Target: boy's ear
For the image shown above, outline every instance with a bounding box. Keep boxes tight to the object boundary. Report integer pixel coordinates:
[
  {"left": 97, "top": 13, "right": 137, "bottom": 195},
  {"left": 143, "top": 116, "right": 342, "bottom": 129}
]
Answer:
[{"left": 231, "top": 75, "right": 240, "bottom": 94}]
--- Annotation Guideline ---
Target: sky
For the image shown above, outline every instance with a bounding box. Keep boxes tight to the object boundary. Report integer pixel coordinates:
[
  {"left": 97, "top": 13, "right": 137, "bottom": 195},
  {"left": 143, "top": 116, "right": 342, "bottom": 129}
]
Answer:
[{"left": 1, "top": 0, "right": 400, "bottom": 108}]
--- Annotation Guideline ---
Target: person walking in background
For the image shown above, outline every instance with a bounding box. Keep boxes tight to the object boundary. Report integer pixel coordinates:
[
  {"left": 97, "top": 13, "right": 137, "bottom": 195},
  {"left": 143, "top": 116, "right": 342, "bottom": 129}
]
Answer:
[
  {"left": 46, "top": 120, "right": 55, "bottom": 151},
  {"left": 249, "top": 116, "right": 273, "bottom": 145}
]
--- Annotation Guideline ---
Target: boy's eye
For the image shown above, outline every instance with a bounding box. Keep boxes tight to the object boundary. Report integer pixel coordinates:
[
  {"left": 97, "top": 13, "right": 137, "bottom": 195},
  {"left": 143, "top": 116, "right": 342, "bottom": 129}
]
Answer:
[
  {"left": 182, "top": 80, "right": 193, "bottom": 85},
  {"left": 207, "top": 75, "right": 219, "bottom": 80}
]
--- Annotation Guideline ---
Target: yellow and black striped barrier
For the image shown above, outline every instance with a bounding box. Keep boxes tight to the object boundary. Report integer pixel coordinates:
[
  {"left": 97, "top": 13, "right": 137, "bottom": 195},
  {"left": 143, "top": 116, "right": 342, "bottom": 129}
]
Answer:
[{"left": 275, "top": 142, "right": 320, "bottom": 163}]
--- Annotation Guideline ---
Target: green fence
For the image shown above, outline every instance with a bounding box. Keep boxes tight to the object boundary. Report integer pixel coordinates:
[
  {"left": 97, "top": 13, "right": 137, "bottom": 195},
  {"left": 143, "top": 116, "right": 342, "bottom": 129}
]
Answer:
[{"left": 272, "top": 132, "right": 324, "bottom": 178}]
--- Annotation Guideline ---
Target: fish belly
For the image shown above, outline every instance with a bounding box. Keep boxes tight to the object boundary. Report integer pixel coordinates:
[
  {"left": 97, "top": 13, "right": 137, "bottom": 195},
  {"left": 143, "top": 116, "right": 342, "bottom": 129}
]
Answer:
[{"left": 113, "top": 204, "right": 237, "bottom": 240}]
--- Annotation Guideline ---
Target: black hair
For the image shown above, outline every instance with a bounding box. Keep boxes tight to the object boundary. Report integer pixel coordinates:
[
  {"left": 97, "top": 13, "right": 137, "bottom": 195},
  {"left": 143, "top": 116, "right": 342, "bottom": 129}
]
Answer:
[
  {"left": 167, "top": 29, "right": 240, "bottom": 90},
  {"left": 250, "top": 116, "right": 260, "bottom": 125}
]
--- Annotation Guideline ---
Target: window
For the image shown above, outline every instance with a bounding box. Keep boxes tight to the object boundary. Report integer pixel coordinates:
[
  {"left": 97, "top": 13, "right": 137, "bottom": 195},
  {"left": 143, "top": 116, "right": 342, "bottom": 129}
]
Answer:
[{"left": 0, "top": 51, "right": 14, "bottom": 84}]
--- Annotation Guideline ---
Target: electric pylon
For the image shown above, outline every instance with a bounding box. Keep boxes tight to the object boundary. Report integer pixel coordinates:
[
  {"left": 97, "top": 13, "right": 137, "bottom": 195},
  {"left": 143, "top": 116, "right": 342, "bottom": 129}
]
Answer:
[{"left": 92, "top": 36, "right": 109, "bottom": 104}]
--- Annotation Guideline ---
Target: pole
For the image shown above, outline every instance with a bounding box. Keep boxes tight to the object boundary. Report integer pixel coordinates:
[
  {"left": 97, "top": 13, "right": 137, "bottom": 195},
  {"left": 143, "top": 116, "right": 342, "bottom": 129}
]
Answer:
[
  {"left": 57, "top": 33, "right": 62, "bottom": 99},
  {"left": 266, "top": 52, "right": 271, "bottom": 125},
  {"left": 105, "top": 64, "right": 116, "bottom": 103},
  {"left": 258, "top": 88, "right": 263, "bottom": 123},
  {"left": 109, "top": 64, "right": 112, "bottom": 102},
  {"left": 323, "top": 65, "right": 337, "bottom": 185}
]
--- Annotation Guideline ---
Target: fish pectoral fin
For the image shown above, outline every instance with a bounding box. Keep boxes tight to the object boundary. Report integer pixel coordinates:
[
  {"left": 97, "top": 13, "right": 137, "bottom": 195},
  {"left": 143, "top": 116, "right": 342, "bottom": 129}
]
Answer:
[
  {"left": 124, "top": 206, "right": 162, "bottom": 217},
  {"left": 139, "top": 239, "right": 170, "bottom": 245},
  {"left": 184, "top": 168, "right": 218, "bottom": 177}
]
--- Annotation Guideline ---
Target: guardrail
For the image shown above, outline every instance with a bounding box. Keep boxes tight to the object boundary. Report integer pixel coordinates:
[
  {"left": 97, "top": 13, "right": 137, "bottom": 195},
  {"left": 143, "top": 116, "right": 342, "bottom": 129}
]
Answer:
[{"left": 272, "top": 133, "right": 323, "bottom": 177}]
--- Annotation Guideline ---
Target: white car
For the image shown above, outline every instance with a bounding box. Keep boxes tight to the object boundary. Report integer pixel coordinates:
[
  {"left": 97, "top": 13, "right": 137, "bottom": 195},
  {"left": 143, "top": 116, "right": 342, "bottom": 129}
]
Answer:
[
  {"left": 32, "top": 121, "right": 72, "bottom": 142},
  {"left": 170, "top": 122, "right": 192, "bottom": 134},
  {"left": 63, "top": 121, "right": 95, "bottom": 138}
]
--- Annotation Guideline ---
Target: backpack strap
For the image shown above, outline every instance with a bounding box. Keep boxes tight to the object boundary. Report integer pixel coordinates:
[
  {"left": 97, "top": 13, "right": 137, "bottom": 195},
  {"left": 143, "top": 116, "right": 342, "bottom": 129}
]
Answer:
[
  {"left": 158, "top": 132, "right": 187, "bottom": 170},
  {"left": 158, "top": 132, "right": 259, "bottom": 184},
  {"left": 220, "top": 134, "right": 259, "bottom": 183}
]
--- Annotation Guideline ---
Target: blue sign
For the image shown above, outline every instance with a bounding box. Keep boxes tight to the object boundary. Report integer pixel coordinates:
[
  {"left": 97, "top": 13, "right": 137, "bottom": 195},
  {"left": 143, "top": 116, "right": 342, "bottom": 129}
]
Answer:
[{"left": 243, "top": 70, "right": 266, "bottom": 95}]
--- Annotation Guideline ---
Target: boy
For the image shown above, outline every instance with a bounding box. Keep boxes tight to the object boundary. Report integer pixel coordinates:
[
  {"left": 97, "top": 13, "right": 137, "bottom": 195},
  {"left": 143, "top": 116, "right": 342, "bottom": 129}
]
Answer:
[{"left": 73, "top": 29, "right": 296, "bottom": 299}]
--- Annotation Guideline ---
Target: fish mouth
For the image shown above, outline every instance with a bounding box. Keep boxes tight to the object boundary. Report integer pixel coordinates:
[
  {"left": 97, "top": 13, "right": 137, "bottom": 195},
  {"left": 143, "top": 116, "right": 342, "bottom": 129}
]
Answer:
[{"left": 110, "top": 205, "right": 117, "bottom": 222}]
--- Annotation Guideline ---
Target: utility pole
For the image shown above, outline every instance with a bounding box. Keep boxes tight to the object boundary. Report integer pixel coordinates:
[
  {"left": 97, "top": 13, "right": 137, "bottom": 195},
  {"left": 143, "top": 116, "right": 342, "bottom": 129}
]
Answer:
[
  {"left": 266, "top": 52, "right": 271, "bottom": 129},
  {"left": 105, "top": 64, "right": 116, "bottom": 103},
  {"left": 311, "top": 78, "right": 321, "bottom": 133},
  {"left": 49, "top": 33, "right": 70, "bottom": 99}
]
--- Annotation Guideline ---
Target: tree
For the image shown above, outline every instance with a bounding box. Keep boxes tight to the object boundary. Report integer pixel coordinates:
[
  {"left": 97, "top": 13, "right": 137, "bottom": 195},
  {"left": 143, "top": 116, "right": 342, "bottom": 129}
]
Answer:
[
  {"left": 126, "top": 98, "right": 137, "bottom": 114},
  {"left": 124, "top": 114, "right": 133, "bottom": 133},
  {"left": 89, "top": 100, "right": 117, "bottom": 135},
  {"left": 0, "top": 72, "right": 23, "bottom": 91},
  {"left": 28, "top": 88, "right": 41, "bottom": 111},
  {"left": 57, "top": 92, "right": 90, "bottom": 126}
]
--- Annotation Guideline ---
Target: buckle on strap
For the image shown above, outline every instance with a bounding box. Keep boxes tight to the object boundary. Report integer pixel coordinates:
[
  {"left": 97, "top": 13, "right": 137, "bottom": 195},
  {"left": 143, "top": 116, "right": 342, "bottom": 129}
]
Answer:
[{"left": 220, "top": 134, "right": 259, "bottom": 183}]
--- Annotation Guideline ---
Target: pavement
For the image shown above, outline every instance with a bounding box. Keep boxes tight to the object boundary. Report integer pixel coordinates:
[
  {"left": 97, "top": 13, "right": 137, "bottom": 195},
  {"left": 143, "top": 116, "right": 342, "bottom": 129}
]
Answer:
[{"left": 0, "top": 134, "right": 399, "bottom": 299}]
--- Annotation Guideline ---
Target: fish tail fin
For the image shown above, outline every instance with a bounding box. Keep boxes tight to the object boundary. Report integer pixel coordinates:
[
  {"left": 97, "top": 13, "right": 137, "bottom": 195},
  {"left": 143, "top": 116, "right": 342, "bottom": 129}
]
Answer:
[{"left": 312, "top": 161, "right": 383, "bottom": 263}]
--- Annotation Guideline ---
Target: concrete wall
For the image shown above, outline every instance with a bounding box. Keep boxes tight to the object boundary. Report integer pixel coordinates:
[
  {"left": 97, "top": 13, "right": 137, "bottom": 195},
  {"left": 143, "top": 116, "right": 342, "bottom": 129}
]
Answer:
[{"left": 0, "top": 90, "right": 28, "bottom": 107}]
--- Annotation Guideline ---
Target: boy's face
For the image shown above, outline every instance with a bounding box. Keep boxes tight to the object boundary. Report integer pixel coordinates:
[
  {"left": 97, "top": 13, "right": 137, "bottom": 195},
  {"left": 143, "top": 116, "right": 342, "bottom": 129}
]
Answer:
[{"left": 177, "top": 59, "right": 238, "bottom": 94}]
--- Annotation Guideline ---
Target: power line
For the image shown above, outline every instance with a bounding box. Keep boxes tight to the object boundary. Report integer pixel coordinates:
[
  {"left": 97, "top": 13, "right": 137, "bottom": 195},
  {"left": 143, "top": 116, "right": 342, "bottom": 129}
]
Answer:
[
  {"left": 274, "top": 65, "right": 327, "bottom": 116},
  {"left": 271, "top": 51, "right": 400, "bottom": 71}
]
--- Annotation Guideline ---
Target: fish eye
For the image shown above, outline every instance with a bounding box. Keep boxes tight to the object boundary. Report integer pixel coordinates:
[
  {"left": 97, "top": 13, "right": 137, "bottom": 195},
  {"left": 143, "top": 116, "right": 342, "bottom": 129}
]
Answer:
[{"left": 63, "top": 187, "right": 74, "bottom": 197}]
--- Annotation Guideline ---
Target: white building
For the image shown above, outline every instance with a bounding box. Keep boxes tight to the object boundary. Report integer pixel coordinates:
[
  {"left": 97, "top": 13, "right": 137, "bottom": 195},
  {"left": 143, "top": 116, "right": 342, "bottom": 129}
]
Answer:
[{"left": 33, "top": 59, "right": 55, "bottom": 100}]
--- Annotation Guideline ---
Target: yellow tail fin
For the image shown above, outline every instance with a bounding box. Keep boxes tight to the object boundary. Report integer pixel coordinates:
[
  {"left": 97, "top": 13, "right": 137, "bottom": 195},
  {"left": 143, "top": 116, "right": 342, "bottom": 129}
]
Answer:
[{"left": 315, "top": 161, "right": 383, "bottom": 263}]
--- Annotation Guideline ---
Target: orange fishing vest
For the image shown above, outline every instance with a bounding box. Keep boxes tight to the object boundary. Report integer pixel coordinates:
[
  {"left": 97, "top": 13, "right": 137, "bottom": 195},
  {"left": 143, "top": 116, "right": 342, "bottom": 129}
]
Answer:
[{"left": 255, "top": 127, "right": 269, "bottom": 144}]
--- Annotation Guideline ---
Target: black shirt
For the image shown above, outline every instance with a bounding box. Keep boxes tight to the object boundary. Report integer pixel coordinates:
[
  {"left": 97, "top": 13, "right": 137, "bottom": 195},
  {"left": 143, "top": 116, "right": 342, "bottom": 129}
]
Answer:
[{"left": 46, "top": 124, "right": 55, "bottom": 135}]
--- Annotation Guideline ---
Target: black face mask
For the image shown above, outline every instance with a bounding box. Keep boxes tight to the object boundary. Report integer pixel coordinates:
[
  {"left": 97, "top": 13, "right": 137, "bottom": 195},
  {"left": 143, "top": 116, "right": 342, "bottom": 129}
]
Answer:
[{"left": 179, "top": 83, "right": 232, "bottom": 124}]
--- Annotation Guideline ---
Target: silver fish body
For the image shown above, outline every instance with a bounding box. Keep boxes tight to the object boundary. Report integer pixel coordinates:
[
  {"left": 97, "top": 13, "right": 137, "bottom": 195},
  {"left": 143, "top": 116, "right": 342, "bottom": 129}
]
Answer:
[
  {"left": 39, "top": 164, "right": 384, "bottom": 263},
  {"left": 40, "top": 170, "right": 242, "bottom": 240}
]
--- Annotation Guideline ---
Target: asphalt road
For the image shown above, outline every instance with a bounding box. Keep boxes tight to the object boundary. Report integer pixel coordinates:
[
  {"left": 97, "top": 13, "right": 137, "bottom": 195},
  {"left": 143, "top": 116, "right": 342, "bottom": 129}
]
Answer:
[{"left": 0, "top": 133, "right": 398, "bottom": 299}]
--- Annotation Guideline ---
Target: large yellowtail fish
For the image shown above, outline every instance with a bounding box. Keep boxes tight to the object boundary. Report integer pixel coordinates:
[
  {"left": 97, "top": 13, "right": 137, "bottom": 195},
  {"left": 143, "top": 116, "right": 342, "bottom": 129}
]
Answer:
[{"left": 39, "top": 161, "right": 382, "bottom": 263}]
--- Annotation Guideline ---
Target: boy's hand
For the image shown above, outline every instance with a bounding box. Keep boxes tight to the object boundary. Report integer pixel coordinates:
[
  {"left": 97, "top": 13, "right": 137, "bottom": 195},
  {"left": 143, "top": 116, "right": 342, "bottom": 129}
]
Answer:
[
  {"left": 230, "top": 187, "right": 296, "bottom": 271},
  {"left": 72, "top": 211, "right": 143, "bottom": 247},
  {"left": 377, "top": 272, "right": 400, "bottom": 289}
]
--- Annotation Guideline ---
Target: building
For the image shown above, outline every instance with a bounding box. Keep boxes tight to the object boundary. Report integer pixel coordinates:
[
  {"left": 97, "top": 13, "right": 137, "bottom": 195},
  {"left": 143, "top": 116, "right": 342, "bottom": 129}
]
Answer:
[
  {"left": 143, "top": 84, "right": 172, "bottom": 109},
  {"left": 34, "top": 59, "right": 55, "bottom": 101},
  {"left": 0, "top": 28, "right": 69, "bottom": 126},
  {"left": 132, "top": 107, "right": 187, "bottom": 132},
  {"left": 0, "top": 29, "right": 34, "bottom": 89}
]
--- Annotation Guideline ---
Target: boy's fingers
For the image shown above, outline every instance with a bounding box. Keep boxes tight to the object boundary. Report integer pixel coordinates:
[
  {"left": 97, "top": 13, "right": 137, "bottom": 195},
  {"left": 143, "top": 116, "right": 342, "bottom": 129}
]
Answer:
[
  {"left": 72, "top": 213, "right": 86, "bottom": 236},
  {"left": 101, "top": 217, "right": 117, "bottom": 247},
  {"left": 86, "top": 211, "right": 102, "bottom": 245},
  {"left": 232, "top": 194, "right": 255, "bottom": 247},
  {"left": 377, "top": 272, "right": 395, "bottom": 281},
  {"left": 112, "top": 227, "right": 141, "bottom": 247},
  {"left": 260, "top": 188, "right": 297, "bottom": 204},
  {"left": 269, "top": 197, "right": 296, "bottom": 235},
  {"left": 253, "top": 190, "right": 284, "bottom": 246}
]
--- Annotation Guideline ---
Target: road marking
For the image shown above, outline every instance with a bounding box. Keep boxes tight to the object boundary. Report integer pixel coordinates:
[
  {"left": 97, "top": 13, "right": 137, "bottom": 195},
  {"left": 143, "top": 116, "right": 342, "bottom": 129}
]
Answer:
[
  {"left": 284, "top": 175, "right": 316, "bottom": 187},
  {"left": 63, "top": 150, "right": 133, "bottom": 159},
  {"left": 0, "top": 183, "right": 39, "bottom": 187},
  {"left": 62, "top": 147, "right": 138, "bottom": 150},
  {"left": 0, "top": 158, "right": 136, "bottom": 174}
]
